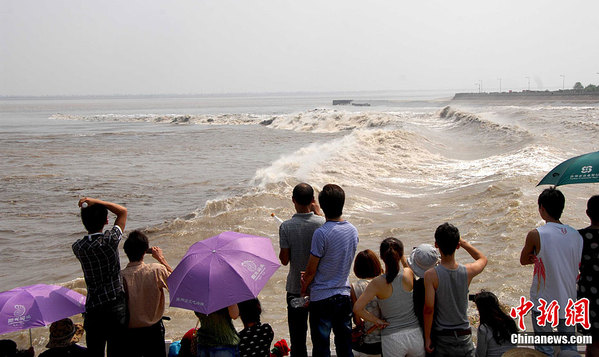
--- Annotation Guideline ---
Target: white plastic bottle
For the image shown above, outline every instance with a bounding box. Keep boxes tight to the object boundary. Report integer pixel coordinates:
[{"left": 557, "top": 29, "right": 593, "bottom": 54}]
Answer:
[{"left": 290, "top": 296, "right": 310, "bottom": 308}]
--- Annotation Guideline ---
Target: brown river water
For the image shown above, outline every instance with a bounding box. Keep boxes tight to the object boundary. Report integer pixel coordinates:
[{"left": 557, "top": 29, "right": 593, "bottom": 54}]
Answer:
[{"left": 1, "top": 94, "right": 598, "bottom": 351}]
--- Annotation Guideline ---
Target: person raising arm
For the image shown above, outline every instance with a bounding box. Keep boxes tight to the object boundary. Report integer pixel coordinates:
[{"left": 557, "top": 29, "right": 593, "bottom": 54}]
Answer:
[
  {"left": 423, "top": 224, "right": 486, "bottom": 356},
  {"left": 78, "top": 197, "right": 127, "bottom": 233}
]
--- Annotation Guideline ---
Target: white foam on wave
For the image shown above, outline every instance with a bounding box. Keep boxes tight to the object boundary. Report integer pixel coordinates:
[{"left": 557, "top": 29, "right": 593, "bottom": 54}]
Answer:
[
  {"left": 49, "top": 109, "right": 432, "bottom": 134},
  {"left": 252, "top": 126, "right": 441, "bottom": 196},
  {"left": 252, "top": 121, "right": 560, "bottom": 204},
  {"left": 50, "top": 113, "right": 262, "bottom": 125},
  {"left": 251, "top": 133, "right": 359, "bottom": 187},
  {"left": 424, "top": 146, "right": 558, "bottom": 191},
  {"left": 436, "top": 106, "right": 532, "bottom": 142},
  {"left": 50, "top": 107, "right": 572, "bottom": 218},
  {"left": 265, "top": 109, "right": 407, "bottom": 133}
]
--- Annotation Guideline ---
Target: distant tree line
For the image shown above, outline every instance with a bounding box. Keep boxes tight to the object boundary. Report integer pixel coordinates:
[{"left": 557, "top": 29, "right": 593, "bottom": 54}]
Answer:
[{"left": 573, "top": 82, "right": 599, "bottom": 92}]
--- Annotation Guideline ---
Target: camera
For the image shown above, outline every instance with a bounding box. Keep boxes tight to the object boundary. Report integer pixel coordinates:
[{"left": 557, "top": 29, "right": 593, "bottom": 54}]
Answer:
[{"left": 468, "top": 294, "right": 476, "bottom": 301}]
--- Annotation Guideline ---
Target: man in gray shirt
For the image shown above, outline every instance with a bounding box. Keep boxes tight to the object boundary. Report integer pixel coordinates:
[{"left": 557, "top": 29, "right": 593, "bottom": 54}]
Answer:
[
  {"left": 423, "top": 223, "right": 487, "bottom": 357},
  {"left": 279, "top": 183, "right": 325, "bottom": 357}
]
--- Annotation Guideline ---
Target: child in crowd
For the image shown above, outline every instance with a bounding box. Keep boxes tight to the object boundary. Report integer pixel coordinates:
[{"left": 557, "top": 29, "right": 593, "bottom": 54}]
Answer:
[
  {"left": 238, "top": 298, "right": 274, "bottom": 357},
  {"left": 168, "top": 327, "right": 198, "bottom": 357},
  {"left": 473, "top": 291, "right": 517, "bottom": 357},
  {"left": 578, "top": 194, "right": 599, "bottom": 357},
  {"left": 178, "top": 328, "right": 197, "bottom": 357},
  {"left": 423, "top": 223, "right": 487, "bottom": 357},
  {"left": 354, "top": 238, "right": 425, "bottom": 357},
  {"left": 350, "top": 249, "right": 383, "bottom": 356}
]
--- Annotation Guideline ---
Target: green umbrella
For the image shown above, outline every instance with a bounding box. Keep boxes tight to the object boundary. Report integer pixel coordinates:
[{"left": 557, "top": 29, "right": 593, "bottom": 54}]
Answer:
[{"left": 537, "top": 151, "right": 599, "bottom": 186}]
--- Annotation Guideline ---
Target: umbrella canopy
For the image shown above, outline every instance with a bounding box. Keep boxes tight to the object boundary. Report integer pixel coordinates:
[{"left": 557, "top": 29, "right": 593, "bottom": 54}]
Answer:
[
  {"left": 168, "top": 231, "right": 280, "bottom": 314},
  {"left": 0, "top": 284, "right": 86, "bottom": 334},
  {"left": 537, "top": 151, "right": 599, "bottom": 186}
]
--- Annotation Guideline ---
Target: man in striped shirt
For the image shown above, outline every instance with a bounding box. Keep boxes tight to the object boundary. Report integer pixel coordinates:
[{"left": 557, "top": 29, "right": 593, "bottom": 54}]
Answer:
[{"left": 301, "top": 184, "right": 359, "bottom": 357}]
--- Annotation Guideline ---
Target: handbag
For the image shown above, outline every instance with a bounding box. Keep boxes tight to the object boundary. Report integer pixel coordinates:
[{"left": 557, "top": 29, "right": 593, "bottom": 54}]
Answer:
[{"left": 351, "top": 325, "right": 365, "bottom": 350}]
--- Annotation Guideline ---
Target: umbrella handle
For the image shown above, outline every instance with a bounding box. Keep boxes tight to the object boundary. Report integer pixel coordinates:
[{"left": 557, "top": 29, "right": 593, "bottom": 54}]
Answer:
[{"left": 29, "top": 328, "right": 32, "bottom": 347}]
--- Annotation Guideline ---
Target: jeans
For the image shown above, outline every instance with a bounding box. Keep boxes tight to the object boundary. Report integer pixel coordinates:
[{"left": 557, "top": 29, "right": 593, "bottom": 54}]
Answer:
[
  {"left": 84, "top": 295, "right": 128, "bottom": 357},
  {"left": 432, "top": 333, "right": 474, "bottom": 357},
  {"left": 197, "top": 345, "right": 239, "bottom": 357},
  {"left": 287, "top": 293, "right": 309, "bottom": 357},
  {"left": 531, "top": 311, "right": 577, "bottom": 356},
  {"left": 309, "top": 294, "right": 353, "bottom": 357},
  {"left": 125, "top": 320, "right": 166, "bottom": 357}
]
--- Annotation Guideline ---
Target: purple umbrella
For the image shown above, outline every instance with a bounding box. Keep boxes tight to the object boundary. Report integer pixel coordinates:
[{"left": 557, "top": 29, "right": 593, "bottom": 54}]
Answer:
[
  {"left": 0, "top": 284, "right": 86, "bottom": 335},
  {"left": 168, "top": 231, "right": 280, "bottom": 314}
]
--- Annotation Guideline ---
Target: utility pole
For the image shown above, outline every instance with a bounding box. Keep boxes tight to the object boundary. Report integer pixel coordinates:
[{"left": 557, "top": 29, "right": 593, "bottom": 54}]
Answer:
[
  {"left": 498, "top": 77, "right": 502, "bottom": 93},
  {"left": 525, "top": 76, "right": 531, "bottom": 91},
  {"left": 560, "top": 74, "right": 565, "bottom": 90}
]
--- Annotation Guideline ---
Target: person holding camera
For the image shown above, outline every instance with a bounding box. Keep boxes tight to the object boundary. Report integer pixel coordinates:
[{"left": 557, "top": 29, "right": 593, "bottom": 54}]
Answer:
[
  {"left": 121, "top": 230, "right": 173, "bottom": 357},
  {"left": 423, "top": 223, "right": 487, "bottom": 357}
]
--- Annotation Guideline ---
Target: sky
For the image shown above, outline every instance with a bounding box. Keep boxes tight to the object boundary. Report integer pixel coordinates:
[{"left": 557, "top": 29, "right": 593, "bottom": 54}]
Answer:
[{"left": 1, "top": 0, "right": 598, "bottom": 96}]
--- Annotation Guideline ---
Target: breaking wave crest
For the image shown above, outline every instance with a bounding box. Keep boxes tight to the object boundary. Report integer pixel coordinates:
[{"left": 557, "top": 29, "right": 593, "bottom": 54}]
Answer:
[
  {"left": 50, "top": 113, "right": 262, "bottom": 125},
  {"left": 437, "top": 106, "right": 532, "bottom": 146},
  {"left": 50, "top": 109, "right": 428, "bottom": 133},
  {"left": 49, "top": 105, "right": 576, "bottom": 239},
  {"left": 263, "top": 109, "right": 405, "bottom": 133},
  {"left": 251, "top": 128, "right": 437, "bottom": 190},
  {"left": 439, "top": 106, "right": 517, "bottom": 133}
]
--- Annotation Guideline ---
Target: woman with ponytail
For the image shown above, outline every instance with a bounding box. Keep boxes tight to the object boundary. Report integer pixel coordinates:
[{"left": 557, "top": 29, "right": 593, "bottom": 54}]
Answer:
[{"left": 353, "top": 238, "right": 425, "bottom": 357}]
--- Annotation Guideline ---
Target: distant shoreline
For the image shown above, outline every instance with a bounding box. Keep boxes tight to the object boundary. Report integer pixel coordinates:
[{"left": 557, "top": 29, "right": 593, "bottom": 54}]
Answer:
[{"left": 452, "top": 90, "right": 599, "bottom": 104}]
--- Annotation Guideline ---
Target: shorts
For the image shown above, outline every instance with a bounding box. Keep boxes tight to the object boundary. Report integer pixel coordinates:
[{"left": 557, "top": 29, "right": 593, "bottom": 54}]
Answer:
[{"left": 382, "top": 326, "right": 425, "bottom": 357}]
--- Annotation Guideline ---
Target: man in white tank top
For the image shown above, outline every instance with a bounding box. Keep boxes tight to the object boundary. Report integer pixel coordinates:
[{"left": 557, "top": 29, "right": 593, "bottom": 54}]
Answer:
[{"left": 520, "top": 187, "right": 583, "bottom": 356}]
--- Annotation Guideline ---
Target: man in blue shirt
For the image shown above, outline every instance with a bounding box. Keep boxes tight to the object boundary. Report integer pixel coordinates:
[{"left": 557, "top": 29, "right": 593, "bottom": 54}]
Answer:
[{"left": 301, "top": 184, "right": 358, "bottom": 357}]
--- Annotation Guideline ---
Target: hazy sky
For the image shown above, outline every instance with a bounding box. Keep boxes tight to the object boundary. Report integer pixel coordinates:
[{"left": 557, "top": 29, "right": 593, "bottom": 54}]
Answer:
[{"left": 1, "top": 0, "right": 598, "bottom": 96}]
